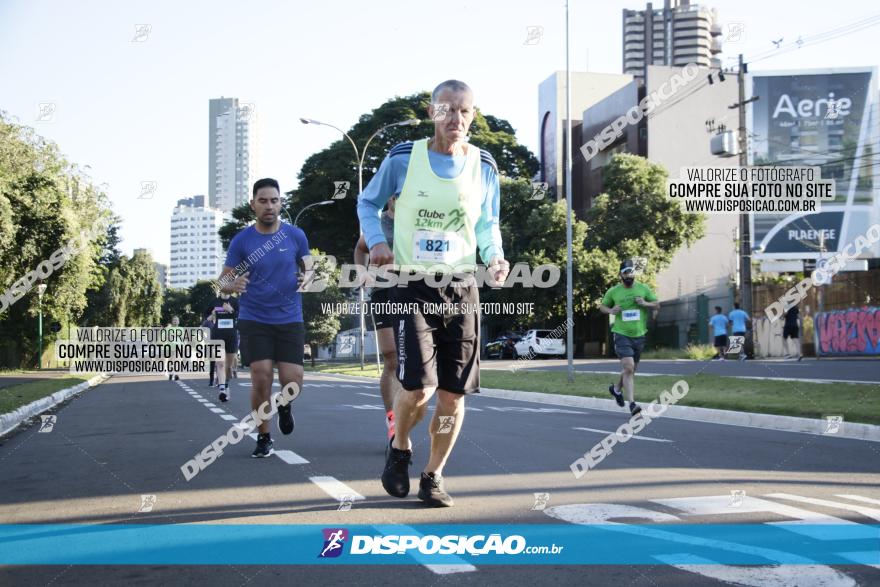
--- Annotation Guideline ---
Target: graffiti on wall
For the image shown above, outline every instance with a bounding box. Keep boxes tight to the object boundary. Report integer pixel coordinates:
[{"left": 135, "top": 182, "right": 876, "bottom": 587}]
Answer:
[{"left": 815, "top": 307, "right": 880, "bottom": 356}]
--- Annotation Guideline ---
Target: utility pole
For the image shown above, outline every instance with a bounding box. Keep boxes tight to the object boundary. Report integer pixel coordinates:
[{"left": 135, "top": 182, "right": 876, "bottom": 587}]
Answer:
[{"left": 730, "top": 53, "right": 758, "bottom": 358}]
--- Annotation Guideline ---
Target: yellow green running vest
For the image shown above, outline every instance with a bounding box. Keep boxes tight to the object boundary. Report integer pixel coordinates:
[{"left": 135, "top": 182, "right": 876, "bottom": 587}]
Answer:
[{"left": 393, "top": 138, "right": 482, "bottom": 273}]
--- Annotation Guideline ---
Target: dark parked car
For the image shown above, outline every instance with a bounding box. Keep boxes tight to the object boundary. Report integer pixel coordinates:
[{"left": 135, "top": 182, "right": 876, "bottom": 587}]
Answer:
[{"left": 485, "top": 334, "right": 522, "bottom": 359}]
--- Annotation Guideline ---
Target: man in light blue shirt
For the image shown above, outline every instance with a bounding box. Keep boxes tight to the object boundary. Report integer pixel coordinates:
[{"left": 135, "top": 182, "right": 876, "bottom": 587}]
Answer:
[
  {"left": 727, "top": 303, "right": 750, "bottom": 361},
  {"left": 708, "top": 306, "right": 730, "bottom": 361}
]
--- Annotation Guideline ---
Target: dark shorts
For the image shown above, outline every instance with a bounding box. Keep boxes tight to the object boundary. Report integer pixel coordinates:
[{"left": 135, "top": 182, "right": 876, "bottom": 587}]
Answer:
[
  {"left": 613, "top": 333, "right": 645, "bottom": 364},
  {"left": 732, "top": 331, "right": 746, "bottom": 336},
  {"left": 714, "top": 334, "right": 729, "bottom": 347},
  {"left": 370, "top": 287, "right": 394, "bottom": 331},
  {"left": 783, "top": 325, "right": 799, "bottom": 339},
  {"left": 213, "top": 328, "right": 239, "bottom": 354},
  {"left": 238, "top": 319, "right": 304, "bottom": 366},
  {"left": 392, "top": 278, "right": 480, "bottom": 394}
]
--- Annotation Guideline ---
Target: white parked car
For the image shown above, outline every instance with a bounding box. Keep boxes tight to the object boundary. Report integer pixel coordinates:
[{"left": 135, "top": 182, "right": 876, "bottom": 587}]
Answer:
[{"left": 513, "top": 329, "right": 565, "bottom": 359}]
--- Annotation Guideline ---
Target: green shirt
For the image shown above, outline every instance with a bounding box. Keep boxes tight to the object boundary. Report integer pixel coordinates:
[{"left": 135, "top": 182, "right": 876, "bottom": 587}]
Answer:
[{"left": 601, "top": 282, "right": 657, "bottom": 338}]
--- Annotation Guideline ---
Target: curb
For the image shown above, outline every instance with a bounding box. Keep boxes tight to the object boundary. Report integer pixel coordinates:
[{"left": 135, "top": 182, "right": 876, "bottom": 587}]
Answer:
[
  {"left": 479, "top": 387, "right": 880, "bottom": 443},
  {"left": 0, "top": 374, "right": 110, "bottom": 437},
  {"left": 307, "top": 371, "right": 879, "bottom": 442}
]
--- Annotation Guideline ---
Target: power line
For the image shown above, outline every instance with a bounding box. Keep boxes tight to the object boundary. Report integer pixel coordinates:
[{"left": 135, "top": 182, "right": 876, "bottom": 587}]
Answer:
[{"left": 744, "top": 13, "right": 880, "bottom": 65}]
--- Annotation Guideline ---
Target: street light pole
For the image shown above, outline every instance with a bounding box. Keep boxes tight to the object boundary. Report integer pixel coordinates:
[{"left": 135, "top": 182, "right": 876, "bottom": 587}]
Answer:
[
  {"left": 300, "top": 117, "right": 420, "bottom": 369},
  {"left": 37, "top": 283, "right": 47, "bottom": 369},
  {"left": 293, "top": 200, "right": 334, "bottom": 226},
  {"left": 564, "top": 0, "right": 574, "bottom": 383}
]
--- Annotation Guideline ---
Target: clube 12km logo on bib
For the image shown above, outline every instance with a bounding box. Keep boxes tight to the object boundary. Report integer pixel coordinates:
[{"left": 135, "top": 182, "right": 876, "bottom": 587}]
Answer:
[{"left": 317, "top": 528, "right": 532, "bottom": 557}]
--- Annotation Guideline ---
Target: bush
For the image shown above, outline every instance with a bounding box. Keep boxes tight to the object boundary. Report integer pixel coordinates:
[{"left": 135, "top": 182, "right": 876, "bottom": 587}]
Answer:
[{"left": 685, "top": 343, "right": 718, "bottom": 360}]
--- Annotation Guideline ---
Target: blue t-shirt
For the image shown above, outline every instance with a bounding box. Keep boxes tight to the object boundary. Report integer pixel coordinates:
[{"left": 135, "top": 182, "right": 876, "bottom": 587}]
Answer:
[
  {"left": 709, "top": 314, "right": 729, "bottom": 336},
  {"left": 224, "top": 223, "right": 309, "bottom": 324},
  {"left": 728, "top": 309, "right": 749, "bottom": 333},
  {"left": 356, "top": 141, "right": 503, "bottom": 263}
]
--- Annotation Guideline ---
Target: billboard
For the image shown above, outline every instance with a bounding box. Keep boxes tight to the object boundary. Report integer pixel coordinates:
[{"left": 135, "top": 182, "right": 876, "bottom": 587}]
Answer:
[{"left": 750, "top": 68, "right": 879, "bottom": 260}]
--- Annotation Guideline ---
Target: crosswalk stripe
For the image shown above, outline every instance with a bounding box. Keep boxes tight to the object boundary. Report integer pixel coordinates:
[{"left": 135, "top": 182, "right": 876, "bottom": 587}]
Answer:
[
  {"left": 373, "top": 525, "right": 477, "bottom": 574},
  {"left": 766, "top": 493, "right": 880, "bottom": 521},
  {"left": 309, "top": 476, "right": 365, "bottom": 501},
  {"left": 837, "top": 494, "right": 880, "bottom": 506},
  {"left": 275, "top": 450, "right": 309, "bottom": 465},
  {"left": 210, "top": 408, "right": 225, "bottom": 414},
  {"left": 220, "top": 414, "right": 238, "bottom": 421}
]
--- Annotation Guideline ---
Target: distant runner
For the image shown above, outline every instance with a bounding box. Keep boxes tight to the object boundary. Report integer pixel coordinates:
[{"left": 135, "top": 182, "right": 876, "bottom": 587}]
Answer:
[
  {"left": 599, "top": 260, "right": 660, "bottom": 416},
  {"left": 709, "top": 306, "right": 730, "bottom": 361}
]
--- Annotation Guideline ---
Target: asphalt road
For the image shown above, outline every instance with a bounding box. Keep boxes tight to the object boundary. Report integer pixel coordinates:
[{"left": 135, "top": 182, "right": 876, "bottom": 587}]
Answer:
[
  {"left": 483, "top": 357, "right": 880, "bottom": 384},
  {"left": 0, "top": 371, "right": 878, "bottom": 586}
]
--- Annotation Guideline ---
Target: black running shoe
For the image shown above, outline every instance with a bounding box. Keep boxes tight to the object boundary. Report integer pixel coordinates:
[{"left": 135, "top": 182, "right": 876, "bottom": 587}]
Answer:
[
  {"left": 168, "top": 374, "right": 173, "bottom": 381},
  {"left": 418, "top": 472, "right": 454, "bottom": 507},
  {"left": 381, "top": 437, "right": 412, "bottom": 498},
  {"left": 609, "top": 384, "right": 624, "bottom": 407},
  {"left": 218, "top": 385, "right": 229, "bottom": 403},
  {"left": 173, "top": 374, "right": 180, "bottom": 381},
  {"left": 251, "top": 433, "right": 274, "bottom": 458},
  {"left": 629, "top": 401, "right": 642, "bottom": 415},
  {"left": 276, "top": 394, "right": 294, "bottom": 435}
]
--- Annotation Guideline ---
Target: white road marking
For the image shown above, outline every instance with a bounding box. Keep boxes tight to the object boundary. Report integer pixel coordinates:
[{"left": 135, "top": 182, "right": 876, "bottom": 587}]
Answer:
[
  {"left": 236, "top": 382, "right": 280, "bottom": 387},
  {"left": 546, "top": 502, "right": 858, "bottom": 587},
  {"left": 248, "top": 432, "right": 258, "bottom": 440},
  {"left": 343, "top": 404, "right": 384, "bottom": 410},
  {"left": 197, "top": 399, "right": 208, "bottom": 403},
  {"left": 766, "top": 493, "right": 880, "bottom": 521},
  {"left": 210, "top": 408, "right": 225, "bottom": 414},
  {"left": 488, "top": 406, "right": 585, "bottom": 414},
  {"left": 837, "top": 494, "right": 880, "bottom": 506},
  {"left": 654, "top": 557, "right": 857, "bottom": 587},
  {"left": 204, "top": 402, "right": 217, "bottom": 408},
  {"left": 308, "top": 476, "right": 365, "bottom": 501},
  {"left": 357, "top": 392, "right": 380, "bottom": 398},
  {"left": 220, "top": 415, "right": 238, "bottom": 421},
  {"left": 373, "top": 525, "right": 477, "bottom": 574},
  {"left": 275, "top": 450, "right": 309, "bottom": 465},
  {"left": 573, "top": 427, "right": 673, "bottom": 443}
]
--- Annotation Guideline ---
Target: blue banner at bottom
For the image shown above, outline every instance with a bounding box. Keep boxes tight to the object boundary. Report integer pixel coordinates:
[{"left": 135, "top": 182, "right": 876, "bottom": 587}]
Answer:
[{"left": 0, "top": 524, "right": 877, "bottom": 565}]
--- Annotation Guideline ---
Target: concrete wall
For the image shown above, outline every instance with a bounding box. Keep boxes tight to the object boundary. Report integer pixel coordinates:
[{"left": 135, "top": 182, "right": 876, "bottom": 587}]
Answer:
[{"left": 645, "top": 65, "right": 740, "bottom": 344}]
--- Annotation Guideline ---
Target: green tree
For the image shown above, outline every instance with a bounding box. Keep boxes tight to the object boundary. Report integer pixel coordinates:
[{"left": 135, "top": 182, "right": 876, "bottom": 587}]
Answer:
[
  {"left": 161, "top": 288, "right": 191, "bottom": 326},
  {"left": 585, "top": 153, "right": 705, "bottom": 277},
  {"left": 0, "top": 112, "right": 111, "bottom": 366},
  {"left": 218, "top": 93, "right": 539, "bottom": 260},
  {"left": 105, "top": 250, "right": 162, "bottom": 327},
  {"left": 300, "top": 250, "right": 345, "bottom": 365},
  {"left": 189, "top": 281, "right": 219, "bottom": 326}
]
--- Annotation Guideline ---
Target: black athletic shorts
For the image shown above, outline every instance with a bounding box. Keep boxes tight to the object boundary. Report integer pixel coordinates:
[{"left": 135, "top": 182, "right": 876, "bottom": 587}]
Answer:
[
  {"left": 392, "top": 277, "right": 480, "bottom": 394},
  {"left": 783, "top": 325, "right": 799, "bottom": 339},
  {"left": 213, "top": 328, "right": 239, "bottom": 354},
  {"left": 238, "top": 319, "right": 304, "bottom": 366},
  {"left": 613, "top": 333, "right": 645, "bottom": 364},
  {"left": 370, "top": 287, "right": 394, "bottom": 330},
  {"left": 714, "top": 334, "right": 729, "bottom": 347}
]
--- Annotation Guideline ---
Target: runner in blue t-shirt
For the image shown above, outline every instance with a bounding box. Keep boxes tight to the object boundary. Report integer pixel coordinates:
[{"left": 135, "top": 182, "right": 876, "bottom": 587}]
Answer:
[
  {"left": 708, "top": 306, "right": 730, "bottom": 361},
  {"left": 727, "top": 303, "right": 750, "bottom": 362},
  {"left": 219, "top": 178, "right": 310, "bottom": 458}
]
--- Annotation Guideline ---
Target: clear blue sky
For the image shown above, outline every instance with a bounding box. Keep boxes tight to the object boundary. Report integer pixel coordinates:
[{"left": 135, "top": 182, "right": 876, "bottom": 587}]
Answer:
[{"left": 1, "top": 0, "right": 877, "bottom": 264}]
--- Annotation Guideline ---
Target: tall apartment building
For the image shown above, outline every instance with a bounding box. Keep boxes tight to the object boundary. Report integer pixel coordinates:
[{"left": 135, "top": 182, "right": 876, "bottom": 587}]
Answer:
[
  {"left": 168, "top": 195, "right": 226, "bottom": 289},
  {"left": 208, "top": 97, "right": 256, "bottom": 213},
  {"left": 622, "top": 0, "right": 722, "bottom": 85}
]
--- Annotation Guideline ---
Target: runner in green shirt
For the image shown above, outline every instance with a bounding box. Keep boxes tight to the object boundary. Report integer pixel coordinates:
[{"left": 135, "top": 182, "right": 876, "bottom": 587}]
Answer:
[{"left": 599, "top": 260, "right": 660, "bottom": 415}]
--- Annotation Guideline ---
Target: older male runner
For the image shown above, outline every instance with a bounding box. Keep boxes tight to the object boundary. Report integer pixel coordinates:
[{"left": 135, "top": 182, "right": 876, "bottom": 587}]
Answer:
[{"left": 357, "top": 80, "right": 509, "bottom": 507}]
